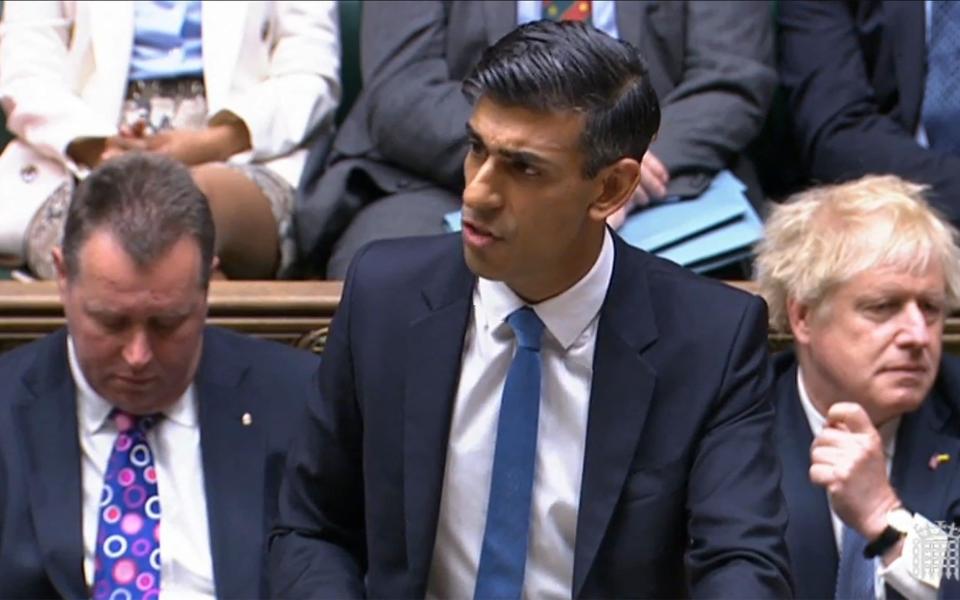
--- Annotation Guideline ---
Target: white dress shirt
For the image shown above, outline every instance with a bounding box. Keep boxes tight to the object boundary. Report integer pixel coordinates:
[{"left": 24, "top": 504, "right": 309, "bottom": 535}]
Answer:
[
  {"left": 71, "top": 337, "right": 216, "bottom": 599},
  {"left": 426, "top": 230, "right": 615, "bottom": 600},
  {"left": 797, "top": 369, "right": 942, "bottom": 600}
]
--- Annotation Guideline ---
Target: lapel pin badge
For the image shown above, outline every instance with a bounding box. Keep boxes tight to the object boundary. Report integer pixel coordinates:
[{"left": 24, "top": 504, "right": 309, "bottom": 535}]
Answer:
[
  {"left": 241, "top": 412, "right": 253, "bottom": 427},
  {"left": 929, "top": 453, "right": 950, "bottom": 470}
]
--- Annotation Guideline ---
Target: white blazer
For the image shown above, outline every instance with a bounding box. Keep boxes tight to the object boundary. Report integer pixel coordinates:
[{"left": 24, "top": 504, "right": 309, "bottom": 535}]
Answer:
[{"left": 0, "top": 0, "right": 341, "bottom": 256}]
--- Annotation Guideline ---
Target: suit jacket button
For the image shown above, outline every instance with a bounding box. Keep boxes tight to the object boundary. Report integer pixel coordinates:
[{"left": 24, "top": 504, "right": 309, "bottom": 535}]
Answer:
[{"left": 20, "top": 164, "right": 38, "bottom": 183}]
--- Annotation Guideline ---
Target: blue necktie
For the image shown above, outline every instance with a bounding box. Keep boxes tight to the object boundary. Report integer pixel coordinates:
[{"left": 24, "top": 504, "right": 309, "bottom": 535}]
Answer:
[
  {"left": 474, "top": 307, "right": 545, "bottom": 600},
  {"left": 92, "top": 411, "right": 162, "bottom": 600},
  {"left": 922, "top": 0, "right": 960, "bottom": 154},
  {"left": 835, "top": 525, "right": 875, "bottom": 600}
]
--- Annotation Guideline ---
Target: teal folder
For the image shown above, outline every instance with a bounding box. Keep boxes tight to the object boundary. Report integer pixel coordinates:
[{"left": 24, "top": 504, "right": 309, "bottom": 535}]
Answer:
[{"left": 617, "top": 170, "right": 762, "bottom": 271}]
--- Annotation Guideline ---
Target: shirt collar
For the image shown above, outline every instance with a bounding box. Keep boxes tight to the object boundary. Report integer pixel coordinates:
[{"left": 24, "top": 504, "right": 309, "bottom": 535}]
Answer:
[
  {"left": 797, "top": 366, "right": 900, "bottom": 458},
  {"left": 475, "top": 228, "right": 615, "bottom": 351},
  {"left": 68, "top": 335, "right": 198, "bottom": 434}
]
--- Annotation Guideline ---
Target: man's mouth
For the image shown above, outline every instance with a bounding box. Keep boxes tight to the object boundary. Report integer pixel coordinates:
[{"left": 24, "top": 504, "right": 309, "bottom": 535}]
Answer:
[{"left": 462, "top": 220, "right": 499, "bottom": 248}]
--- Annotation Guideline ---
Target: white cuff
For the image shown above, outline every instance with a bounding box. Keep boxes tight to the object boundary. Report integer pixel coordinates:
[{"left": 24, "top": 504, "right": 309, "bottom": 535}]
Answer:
[{"left": 878, "top": 513, "right": 946, "bottom": 600}]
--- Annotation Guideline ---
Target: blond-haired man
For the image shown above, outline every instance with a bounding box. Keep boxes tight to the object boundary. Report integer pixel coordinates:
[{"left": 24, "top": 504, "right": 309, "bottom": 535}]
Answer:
[{"left": 756, "top": 174, "right": 960, "bottom": 599}]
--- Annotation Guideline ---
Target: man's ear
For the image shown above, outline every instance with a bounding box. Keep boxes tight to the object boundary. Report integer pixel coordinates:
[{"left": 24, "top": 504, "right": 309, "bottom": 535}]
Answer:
[
  {"left": 205, "top": 255, "right": 222, "bottom": 290},
  {"left": 786, "top": 297, "right": 813, "bottom": 345},
  {"left": 588, "top": 157, "right": 642, "bottom": 222},
  {"left": 52, "top": 246, "right": 69, "bottom": 297}
]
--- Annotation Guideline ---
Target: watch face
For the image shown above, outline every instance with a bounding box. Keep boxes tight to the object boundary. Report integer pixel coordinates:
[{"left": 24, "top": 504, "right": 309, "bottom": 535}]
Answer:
[{"left": 888, "top": 508, "right": 913, "bottom": 534}]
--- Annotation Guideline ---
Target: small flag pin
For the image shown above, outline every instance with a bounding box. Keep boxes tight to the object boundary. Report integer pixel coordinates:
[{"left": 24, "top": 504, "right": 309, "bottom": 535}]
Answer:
[{"left": 929, "top": 453, "right": 950, "bottom": 470}]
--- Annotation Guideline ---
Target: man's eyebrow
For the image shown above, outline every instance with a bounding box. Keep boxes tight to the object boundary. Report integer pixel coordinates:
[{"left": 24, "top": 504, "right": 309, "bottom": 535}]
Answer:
[
  {"left": 83, "top": 301, "right": 119, "bottom": 317},
  {"left": 83, "top": 301, "right": 194, "bottom": 320},
  {"left": 498, "top": 147, "right": 549, "bottom": 167},
  {"left": 151, "top": 307, "right": 194, "bottom": 320},
  {"left": 465, "top": 123, "right": 550, "bottom": 166}
]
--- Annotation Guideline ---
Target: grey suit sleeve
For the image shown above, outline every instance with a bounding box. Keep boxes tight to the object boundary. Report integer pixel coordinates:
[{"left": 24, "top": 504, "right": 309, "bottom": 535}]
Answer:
[
  {"left": 360, "top": 0, "right": 471, "bottom": 192},
  {"left": 649, "top": 1, "right": 776, "bottom": 197}
]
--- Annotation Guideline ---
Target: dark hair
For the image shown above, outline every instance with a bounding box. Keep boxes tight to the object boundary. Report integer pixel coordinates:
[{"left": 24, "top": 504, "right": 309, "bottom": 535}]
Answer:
[
  {"left": 463, "top": 19, "right": 661, "bottom": 178},
  {"left": 62, "top": 153, "right": 216, "bottom": 286}
]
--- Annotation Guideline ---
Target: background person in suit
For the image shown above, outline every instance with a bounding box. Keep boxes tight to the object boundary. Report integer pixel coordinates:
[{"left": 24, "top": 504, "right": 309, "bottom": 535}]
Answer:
[
  {"left": 295, "top": 0, "right": 776, "bottom": 278},
  {"left": 755, "top": 175, "right": 960, "bottom": 599},
  {"left": 271, "top": 20, "right": 791, "bottom": 599},
  {"left": 0, "top": 0, "right": 341, "bottom": 279},
  {"left": 0, "top": 153, "right": 320, "bottom": 599},
  {"left": 778, "top": 1, "right": 960, "bottom": 225}
]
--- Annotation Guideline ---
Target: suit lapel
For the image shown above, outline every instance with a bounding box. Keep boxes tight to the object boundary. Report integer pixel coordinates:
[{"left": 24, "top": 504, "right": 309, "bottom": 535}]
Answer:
[
  {"left": 573, "top": 239, "right": 658, "bottom": 598},
  {"left": 775, "top": 364, "right": 838, "bottom": 598},
  {"left": 17, "top": 330, "right": 87, "bottom": 598},
  {"left": 890, "top": 385, "right": 960, "bottom": 523},
  {"left": 403, "top": 254, "right": 476, "bottom": 596},
  {"left": 886, "top": 370, "right": 960, "bottom": 600},
  {"left": 884, "top": 1, "right": 926, "bottom": 130},
  {"left": 196, "top": 330, "right": 266, "bottom": 599}
]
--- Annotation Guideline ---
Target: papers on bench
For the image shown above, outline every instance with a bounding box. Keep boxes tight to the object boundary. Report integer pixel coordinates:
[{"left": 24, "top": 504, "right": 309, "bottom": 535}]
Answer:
[
  {"left": 617, "top": 170, "right": 763, "bottom": 273},
  {"left": 444, "top": 169, "right": 762, "bottom": 275}
]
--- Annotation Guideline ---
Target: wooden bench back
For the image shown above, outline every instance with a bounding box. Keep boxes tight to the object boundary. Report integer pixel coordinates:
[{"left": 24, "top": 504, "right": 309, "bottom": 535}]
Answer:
[{"left": 1, "top": 281, "right": 957, "bottom": 355}]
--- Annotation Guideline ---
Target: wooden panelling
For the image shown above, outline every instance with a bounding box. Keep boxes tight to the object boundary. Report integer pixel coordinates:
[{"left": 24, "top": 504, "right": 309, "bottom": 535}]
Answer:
[
  {"left": 0, "top": 280, "right": 958, "bottom": 355},
  {"left": 0, "top": 281, "right": 342, "bottom": 354}
]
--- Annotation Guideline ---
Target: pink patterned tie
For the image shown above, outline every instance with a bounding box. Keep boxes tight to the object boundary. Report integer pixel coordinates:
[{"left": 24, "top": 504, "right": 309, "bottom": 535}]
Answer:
[{"left": 91, "top": 411, "right": 162, "bottom": 600}]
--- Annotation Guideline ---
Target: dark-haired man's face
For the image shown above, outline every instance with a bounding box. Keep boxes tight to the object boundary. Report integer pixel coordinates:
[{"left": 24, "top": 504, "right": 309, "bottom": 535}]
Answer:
[
  {"left": 54, "top": 229, "right": 209, "bottom": 415},
  {"left": 462, "top": 96, "right": 618, "bottom": 302}
]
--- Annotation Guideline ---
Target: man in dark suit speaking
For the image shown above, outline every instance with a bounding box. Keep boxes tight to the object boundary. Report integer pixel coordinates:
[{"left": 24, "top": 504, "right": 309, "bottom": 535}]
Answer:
[
  {"left": 271, "top": 20, "right": 792, "bottom": 598},
  {"left": 0, "top": 153, "right": 320, "bottom": 598}
]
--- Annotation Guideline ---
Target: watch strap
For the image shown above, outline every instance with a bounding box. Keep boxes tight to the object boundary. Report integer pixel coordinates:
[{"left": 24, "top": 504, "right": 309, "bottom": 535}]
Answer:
[
  {"left": 863, "top": 525, "right": 905, "bottom": 558},
  {"left": 863, "top": 507, "right": 912, "bottom": 559}
]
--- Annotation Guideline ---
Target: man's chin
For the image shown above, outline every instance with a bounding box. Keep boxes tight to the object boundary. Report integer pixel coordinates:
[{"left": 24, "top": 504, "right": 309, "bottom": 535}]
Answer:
[
  {"left": 873, "top": 389, "right": 930, "bottom": 422},
  {"left": 102, "top": 385, "right": 174, "bottom": 416},
  {"left": 463, "top": 247, "right": 502, "bottom": 281}
]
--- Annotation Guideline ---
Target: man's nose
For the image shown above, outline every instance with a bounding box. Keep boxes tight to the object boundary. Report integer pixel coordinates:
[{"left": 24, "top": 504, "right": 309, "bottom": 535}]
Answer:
[
  {"left": 462, "top": 158, "right": 503, "bottom": 212},
  {"left": 123, "top": 328, "right": 153, "bottom": 370},
  {"left": 897, "top": 302, "right": 933, "bottom": 348}
]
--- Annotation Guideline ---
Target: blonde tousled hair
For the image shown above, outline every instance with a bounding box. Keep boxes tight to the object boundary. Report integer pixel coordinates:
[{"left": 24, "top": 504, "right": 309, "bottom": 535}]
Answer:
[{"left": 754, "top": 174, "right": 960, "bottom": 331}]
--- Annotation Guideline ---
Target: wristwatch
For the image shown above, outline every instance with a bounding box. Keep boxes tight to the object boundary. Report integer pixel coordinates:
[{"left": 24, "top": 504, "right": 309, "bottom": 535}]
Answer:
[{"left": 863, "top": 506, "right": 913, "bottom": 559}]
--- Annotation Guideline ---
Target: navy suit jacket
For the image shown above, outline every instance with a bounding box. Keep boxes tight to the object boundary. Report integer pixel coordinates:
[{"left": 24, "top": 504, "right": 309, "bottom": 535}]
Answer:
[
  {"left": 778, "top": 0, "right": 960, "bottom": 223},
  {"left": 0, "top": 326, "right": 320, "bottom": 599},
  {"left": 270, "top": 233, "right": 792, "bottom": 598},
  {"left": 773, "top": 351, "right": 960, "bottom": 599}
]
